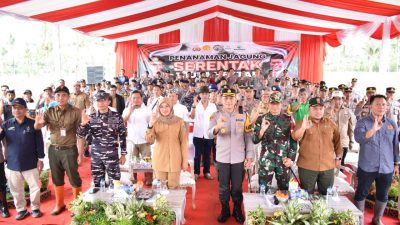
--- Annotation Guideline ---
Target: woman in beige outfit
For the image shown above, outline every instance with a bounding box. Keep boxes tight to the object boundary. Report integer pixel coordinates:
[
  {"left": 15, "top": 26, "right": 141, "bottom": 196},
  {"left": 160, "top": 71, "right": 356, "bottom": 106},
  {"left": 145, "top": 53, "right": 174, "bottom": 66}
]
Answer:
[{"left": 145, "top": 98, "right": 188, "bottom": 189}]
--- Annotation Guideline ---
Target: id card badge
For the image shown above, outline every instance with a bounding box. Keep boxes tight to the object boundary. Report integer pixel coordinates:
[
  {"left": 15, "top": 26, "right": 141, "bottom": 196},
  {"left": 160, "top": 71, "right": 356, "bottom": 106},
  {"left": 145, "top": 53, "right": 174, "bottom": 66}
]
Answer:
[
  {"left": 235, "top": 114, "right": 245, "bottom": 133},
  {"left": 60, "top": 127, "right": 66, "bottom": 137}
]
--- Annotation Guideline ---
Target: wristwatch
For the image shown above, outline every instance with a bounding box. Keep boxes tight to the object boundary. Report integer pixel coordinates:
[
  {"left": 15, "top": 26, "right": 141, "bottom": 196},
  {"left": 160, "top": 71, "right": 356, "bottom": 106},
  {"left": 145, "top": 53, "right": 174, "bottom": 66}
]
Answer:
[{"left": 335, "top": 157, "right": 342, "bottom": 160}]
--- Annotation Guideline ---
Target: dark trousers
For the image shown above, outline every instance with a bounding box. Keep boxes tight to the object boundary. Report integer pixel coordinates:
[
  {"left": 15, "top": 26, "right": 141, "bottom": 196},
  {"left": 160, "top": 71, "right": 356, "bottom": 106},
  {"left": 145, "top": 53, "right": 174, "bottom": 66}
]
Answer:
[
  {"left": 354, "top": 168, "right": 393, "bottom": 202},
  {"left": 193, "top": 137, "right": 213, "bottom": 175},
  {"left": 0, "top": 162, "right": 6, "bottom": 192},
  {"left": 217, "top": 162, "right": 245, "bottom": 205},
  {"left": 341, "top": 147, "right": 348, "bottom": 166},
  {"left": 298, "top": 167, "right": 334, "bottom": 195},
  {"left": 48, "top": 146, "right": 82, "bottom": 187}
]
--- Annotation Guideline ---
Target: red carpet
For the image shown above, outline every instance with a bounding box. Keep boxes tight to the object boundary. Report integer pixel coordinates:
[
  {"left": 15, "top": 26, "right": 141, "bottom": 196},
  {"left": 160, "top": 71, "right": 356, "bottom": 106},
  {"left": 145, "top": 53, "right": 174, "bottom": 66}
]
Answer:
[{"left": 0, "top": 158, "right": 399, "bottom": 225}]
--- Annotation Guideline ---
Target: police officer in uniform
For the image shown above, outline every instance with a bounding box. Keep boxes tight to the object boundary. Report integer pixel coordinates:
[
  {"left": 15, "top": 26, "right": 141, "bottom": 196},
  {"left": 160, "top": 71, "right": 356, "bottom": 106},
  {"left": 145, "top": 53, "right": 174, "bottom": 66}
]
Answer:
[
  {"left": 240, "top": 86, "right": 259, "bottom": 114},
  {"left": 386, "top": 87, "right": 400, "bottom": 126},
  {"left": 208, "top": 88, "right": 254, "bottom": 223},
  {"left": 77, "top": 91, "right": 127, "bottom": 193},
  {"left": 355, "top": 87, "right": 376, "bottom": 120},
  {"left": 252, "top": 93, "right": 297, "bottom": 191}
]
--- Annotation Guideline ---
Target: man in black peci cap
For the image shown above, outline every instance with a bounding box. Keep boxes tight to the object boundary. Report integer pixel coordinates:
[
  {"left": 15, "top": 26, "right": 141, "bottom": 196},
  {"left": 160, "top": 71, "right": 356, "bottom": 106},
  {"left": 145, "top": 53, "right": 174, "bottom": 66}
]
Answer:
[{"left": 34, "top": 86, "right": 83, "bottom": 216}]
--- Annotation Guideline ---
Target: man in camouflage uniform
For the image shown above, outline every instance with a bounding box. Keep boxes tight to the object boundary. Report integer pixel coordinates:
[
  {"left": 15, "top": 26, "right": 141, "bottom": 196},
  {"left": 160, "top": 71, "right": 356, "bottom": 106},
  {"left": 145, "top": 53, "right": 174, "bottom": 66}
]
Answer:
[
  {"left": 355, "top": 87, "right": 376, "bottom": 120},
  {"left": 180, "top": 82, "right": 197, "bottom": 111},
  {"left": 386, "top": 87, "right": 400, "bottom": 126},
  {"left": 77, "top": 91, "right": 127, "bottom": 194},
  {"left": 252, "top": 93, "right": 297, "bottom": 191}
]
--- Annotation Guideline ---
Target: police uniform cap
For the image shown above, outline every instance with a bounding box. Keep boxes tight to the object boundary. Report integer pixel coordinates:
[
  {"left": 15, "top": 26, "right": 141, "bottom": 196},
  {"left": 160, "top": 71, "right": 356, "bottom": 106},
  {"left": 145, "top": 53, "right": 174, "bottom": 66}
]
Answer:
[
  {"left": 366, "top": 87, "right": 376, "bottom": 93},
  {"left": 239, "top": 84, "right": 246, "bottom": 89},
  {"left": 300, "top": 79, "right": 308, "bottom": 84},
  {"left": 269, "top": 93, "right": 282, "bottom": 103},
  {"left": 95, "top": 91, "right": 110, "bottom": 101},
  {"left": 275, "top": 78, "right": 281, "bottom": 82},
  {"left": 320, "top": 81, "right": 326, "bottom": 86},
  {"left": 320, "top": 86, "right": 328, "bottom": 91},
  {"left": 292, "top": 83, "right": 299, "bottom": 88},
  {"left": 352, "top": 78, "right": 358, "bottom": 82},
  {"left": 329, "top": 87, "right": 338, "bottom": 92},
  {"left": 344, "top": 87, "right": 352, "bottom": 92},
  {"left": 338, "top": 84, "right": 346, "bottom": 89},
  {"left": 180, "top": 79, "right": 189, "bottom": 84},
  {"left": 285, "top": 77, "right": 290, "bottom": 80},
  {"left": 245, "top": 85, "right": 254, "bottom": 91},
  {"left": 222, "top": 88, "right": 236, "bottom": 97},
  {"left": 54, "top": 86, "right": 70, "bottom": 95},
  {"left": 23, "top": 89, "right": 32, "bottom": 95},
  {"left": 309, "top": 97, "right": 324, "bottom": 107},
  {"left": 386, "top": 87, "right": 396, "bottom": 93},
  {"left": 293, "top": 78, "right": 299, "bottom": 82}
]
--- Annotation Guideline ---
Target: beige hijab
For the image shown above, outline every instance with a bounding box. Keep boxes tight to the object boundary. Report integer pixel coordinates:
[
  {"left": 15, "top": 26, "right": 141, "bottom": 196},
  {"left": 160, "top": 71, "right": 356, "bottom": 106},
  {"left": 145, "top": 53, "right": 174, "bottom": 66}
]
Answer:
[{"left": 157, "top": 98, "right": 180, "bottom": 125}]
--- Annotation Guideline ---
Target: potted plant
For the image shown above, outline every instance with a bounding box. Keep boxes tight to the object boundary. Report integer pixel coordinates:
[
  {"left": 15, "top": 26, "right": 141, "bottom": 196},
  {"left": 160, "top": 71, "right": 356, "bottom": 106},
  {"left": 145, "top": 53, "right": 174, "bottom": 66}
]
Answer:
[
  {"left": 329, "top": 210, "right": 357, "bottom": 225},
  {"left": 306, "top": 200, "right": 332, "bottom": 225},
  {"left": 247, "top": 205, "right": 267, "bottom": 225},
  {"left": 269, "top": 200, "right": 308, "bottom": 225}
]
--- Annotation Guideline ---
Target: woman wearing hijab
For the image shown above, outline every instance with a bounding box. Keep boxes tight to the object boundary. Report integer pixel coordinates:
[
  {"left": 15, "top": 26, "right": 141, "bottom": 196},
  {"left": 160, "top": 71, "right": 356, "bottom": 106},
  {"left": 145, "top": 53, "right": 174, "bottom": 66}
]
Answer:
[{"left": 145, "top": 98, "right": 188, "bottom": 189}]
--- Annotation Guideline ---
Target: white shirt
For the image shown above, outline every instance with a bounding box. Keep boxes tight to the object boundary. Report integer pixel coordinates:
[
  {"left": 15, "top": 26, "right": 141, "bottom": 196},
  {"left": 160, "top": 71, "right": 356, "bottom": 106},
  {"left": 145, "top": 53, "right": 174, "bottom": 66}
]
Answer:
[
  {"left": 193, "top": 102, "right": 217, "bottom": 139},
  {"left": 123, "top": 105, "right": 151, "bottom": 144},
  {"left": 173, "top": 103, "right": 191, "bottom": 122},
  {"left": 147, "top": 96, "right": 163, "bottom": 113}
]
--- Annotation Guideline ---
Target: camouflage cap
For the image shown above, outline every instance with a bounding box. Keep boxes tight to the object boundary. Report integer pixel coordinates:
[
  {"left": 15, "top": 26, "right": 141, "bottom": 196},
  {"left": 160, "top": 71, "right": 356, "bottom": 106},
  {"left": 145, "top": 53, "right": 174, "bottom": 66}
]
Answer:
[
  {"left": 95, "top": 91, "right": 110, "bottom": 101},
  {"left": 269, "top": 92, "right": 283, "bottom": 103}
]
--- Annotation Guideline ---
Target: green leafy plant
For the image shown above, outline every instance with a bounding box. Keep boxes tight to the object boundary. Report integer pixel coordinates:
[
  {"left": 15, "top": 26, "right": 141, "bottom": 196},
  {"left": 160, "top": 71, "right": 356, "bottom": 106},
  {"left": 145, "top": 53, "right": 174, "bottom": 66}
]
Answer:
[
  {"left": 40, "top": 169, "right": 49, "bottom": 191},
  {"left": 306, "top": 200, "right": 331, "bottom": 225},
  {"left": 329, "top": 210, "right": 357, "bottom": 225},
  {"left": 152, "top": 194, "right": 176, "bottom": 225},
  {"left": 247, "top": 205, "right": 267, "bottom": 225},
  {"left": 269, "top": 200, "right": 309, "bottom": 225}
]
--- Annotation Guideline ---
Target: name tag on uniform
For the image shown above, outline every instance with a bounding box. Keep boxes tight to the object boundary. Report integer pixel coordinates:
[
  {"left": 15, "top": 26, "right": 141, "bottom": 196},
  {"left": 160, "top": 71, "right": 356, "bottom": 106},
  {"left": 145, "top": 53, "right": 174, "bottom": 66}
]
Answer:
[
  {"left": 60, "top": 127, "right": 66, "bottom": 137},
  {"left": 235, "top": 114, "right": 245, "bottom": 133},
  {"left": 387, "top": 125, "right": 394, "bottom": 130}
]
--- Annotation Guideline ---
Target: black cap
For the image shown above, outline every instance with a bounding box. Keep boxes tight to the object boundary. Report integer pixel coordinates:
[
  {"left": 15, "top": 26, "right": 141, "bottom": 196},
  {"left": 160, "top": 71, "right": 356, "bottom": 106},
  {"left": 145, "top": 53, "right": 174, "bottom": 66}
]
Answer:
[
  {"left": 189, "top": 82, "right": 196, "bottom": 87},
  {"left": 283, "top": 69, "right": 288, "bottom": 73},
  {"left": 344, "top": 87, "right": 352, "bottom": 92},
  {"left": 11, "top": 98, "right": 27, "bottom": 108},
  {"left": 329, "top": 87, "right": 338, "bottom": 92},
  {"left": 6, "top": 89, "right": 15, "bottom": 94},
  {"left": 180, "top": 79, "right": 189, "bottom": 84},
  {"left": 222, "top": 88, "right": 236, "bottom": 97},
  {"left": 309, "top": 97, "right": 324, "bottom": 107},
  {"left": 23, "top": 90, "right": 32, "bottom": 95},
  {"left": 54, "top": 86, "right": 70, "bottom": 95},
  {"left": 95, "top": 91, "right": 110, "bottom": 101},
  {"left": 106, "top": 81, "right": 111, "bottom": 85},
  {"left": 271, "top": 85, "right": 282, "bottom": 92},
  {"left": 292, "top": 83, "right": 299, "bottom": 88},
  {"left": 320, "top": 86, "right": 328, "bottom": 92},
  {"left": 275, "top": 78, "right": 281, "bottom": 82},
  {"left": 387, "top": 87, "right": 396, "bottom": 93},
  {"left": 124, "top": 81, "right": 129, "bottom": 85},
  {"left": 366, "top": 87, "right": 376, "bottom": 93},
  {"left": 199, "top": 86, "right": 210, "bottom": 94},
  {"left": 320, "top": 81, "right": 326, "bottom": 86},
  {"left": 352, "top": 78, "right": 358, "bottom": 82},
  {"left": 338, "top": 84, "right": 347, "bottom": 89},
  {"left": 300, "top": 79, "right": 308, "bottom": 84}
]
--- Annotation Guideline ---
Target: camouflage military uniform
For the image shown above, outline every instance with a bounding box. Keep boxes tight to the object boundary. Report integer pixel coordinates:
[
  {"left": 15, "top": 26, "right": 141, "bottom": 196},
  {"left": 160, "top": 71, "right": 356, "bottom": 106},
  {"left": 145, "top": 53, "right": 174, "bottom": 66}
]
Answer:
[
  {"left": 180, "top": 90, "right": 197, "bottom": 111},
  {"left": 252, "top": 113, "right": 297, "bottom": 190},
  {"left": 77, "top": 110, "right": 127, "bottom": 187}
]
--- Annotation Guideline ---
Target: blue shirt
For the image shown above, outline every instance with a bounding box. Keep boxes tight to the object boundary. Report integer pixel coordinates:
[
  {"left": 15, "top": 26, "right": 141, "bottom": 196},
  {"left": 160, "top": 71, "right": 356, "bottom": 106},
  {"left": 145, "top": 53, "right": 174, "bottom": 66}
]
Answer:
[
  {"left": 0, "top": 117, "right": 45, "bottom": 171},
  {"left": 355, "top": 115, "right": 399, "bottom": 173}
]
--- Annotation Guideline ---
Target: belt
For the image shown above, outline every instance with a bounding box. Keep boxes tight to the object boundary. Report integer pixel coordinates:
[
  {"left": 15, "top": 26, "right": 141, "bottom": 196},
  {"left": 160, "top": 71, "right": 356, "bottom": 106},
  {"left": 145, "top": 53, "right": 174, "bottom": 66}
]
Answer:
[{"left": 50, "top": 144, "right": 76, "bottom": 151}]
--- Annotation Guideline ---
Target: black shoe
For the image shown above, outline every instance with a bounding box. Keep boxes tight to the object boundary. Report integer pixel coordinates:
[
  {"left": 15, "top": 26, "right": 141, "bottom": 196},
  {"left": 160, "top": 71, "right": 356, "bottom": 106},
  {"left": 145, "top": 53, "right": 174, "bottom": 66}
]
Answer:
[
  {"left": 84, "top": 149, "right": 90, "bottom": 157},
  {"left": 233, "top": 206, "right": 245, "bottom": 223},
  {"left": 0, "top": 207, "right": 10, "bottom": 218},
  {"left": 89, "top": 187, "right": 100, "bottom": 194},
  {"left": 31, "top": 209, "right": 42, "bottom": 218},
  {"left": 15, "top": 210, "right": 30, "bottom": 220},
  {"left": 217, "top": 205, "right": 230, "bottom": 223}
]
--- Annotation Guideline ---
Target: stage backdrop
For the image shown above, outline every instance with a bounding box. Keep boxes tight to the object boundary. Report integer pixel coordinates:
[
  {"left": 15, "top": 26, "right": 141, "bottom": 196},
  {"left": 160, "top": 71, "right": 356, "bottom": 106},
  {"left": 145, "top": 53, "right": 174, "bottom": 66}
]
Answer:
[{"left": 138, "top": 41, "right": 299, "bottom": 78}]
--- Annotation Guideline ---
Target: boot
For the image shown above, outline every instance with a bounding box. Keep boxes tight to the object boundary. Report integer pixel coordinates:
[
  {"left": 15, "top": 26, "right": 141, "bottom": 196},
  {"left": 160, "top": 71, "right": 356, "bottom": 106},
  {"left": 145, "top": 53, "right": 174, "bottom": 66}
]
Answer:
[
  {"left": 217, "top": 202, "right": 230, "bottom": 223},
  {"left": 233, "top": 202, "right": 245, "bottom": 223},
  {"left": 51, "top": 186, "right": 66, "bottom": 216},
  {"left": 72, "top": 187, "right": 82, "bottom": 199},
  {"left": 372, "top": 200, "right": 386, "bottom": 225},
  {"left": 355, "top": 199, "right": 365, "bottom": 212},
  {"left": 0, "top": 191, "right": 10, "bottom": 218}
]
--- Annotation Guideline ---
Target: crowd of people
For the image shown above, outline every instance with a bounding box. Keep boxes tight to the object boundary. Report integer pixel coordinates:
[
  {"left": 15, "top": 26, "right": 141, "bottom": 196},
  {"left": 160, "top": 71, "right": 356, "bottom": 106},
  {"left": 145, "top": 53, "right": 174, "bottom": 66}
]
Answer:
[{"left": 0, "top": 67, "right": 399, "bottom": 225}]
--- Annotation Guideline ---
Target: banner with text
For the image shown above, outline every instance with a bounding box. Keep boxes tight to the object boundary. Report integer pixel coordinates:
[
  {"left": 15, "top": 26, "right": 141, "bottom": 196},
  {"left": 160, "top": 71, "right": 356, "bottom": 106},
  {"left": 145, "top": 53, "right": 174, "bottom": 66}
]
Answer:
[{"left": 138, "top": 41, "right": 299, "bottom": 78}]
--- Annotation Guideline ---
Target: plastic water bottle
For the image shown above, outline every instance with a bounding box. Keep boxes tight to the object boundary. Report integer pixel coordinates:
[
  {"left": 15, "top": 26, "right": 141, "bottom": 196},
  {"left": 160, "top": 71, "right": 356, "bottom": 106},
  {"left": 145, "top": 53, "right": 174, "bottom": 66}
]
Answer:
[
  {"left": 156, "top": 180, "right": 161, "bottom": 194},
  {"left": 260, "top": 184, "right": 266, "bottom": 197},
  {"left": 100, "top": 179, "right": 106, "bottom": 192},
  {"left": 326, "top": 186, "right": 333, "bottom": 206}
]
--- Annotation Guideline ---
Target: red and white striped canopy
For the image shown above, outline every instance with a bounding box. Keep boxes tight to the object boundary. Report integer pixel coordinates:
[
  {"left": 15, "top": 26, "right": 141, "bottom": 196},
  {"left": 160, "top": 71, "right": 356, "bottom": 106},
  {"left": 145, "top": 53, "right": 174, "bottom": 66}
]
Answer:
[{"left": 1, "top": 0, "right": 399, "bottom": 45}]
